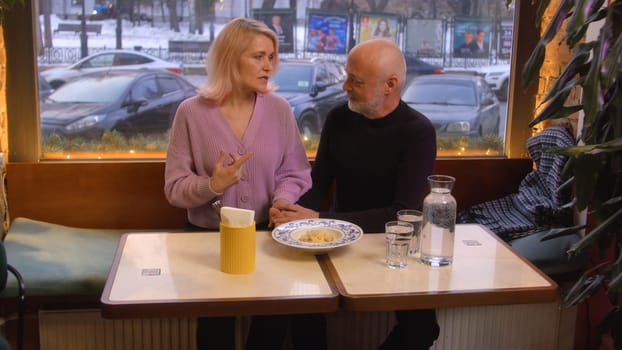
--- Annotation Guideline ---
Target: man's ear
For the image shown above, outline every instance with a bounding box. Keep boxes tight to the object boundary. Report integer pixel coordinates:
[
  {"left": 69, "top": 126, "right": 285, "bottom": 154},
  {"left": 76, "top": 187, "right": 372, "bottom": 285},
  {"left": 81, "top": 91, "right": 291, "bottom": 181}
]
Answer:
[{"left": 385, "top": 76, "right": 398, "bottom": 94}]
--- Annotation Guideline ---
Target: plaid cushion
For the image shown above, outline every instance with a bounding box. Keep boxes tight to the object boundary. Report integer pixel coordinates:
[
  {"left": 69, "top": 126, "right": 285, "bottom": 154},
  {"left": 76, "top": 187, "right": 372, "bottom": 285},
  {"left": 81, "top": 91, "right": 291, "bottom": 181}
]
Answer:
[{"left": 458, "top": 126, "right": 575, "bottom": 241}]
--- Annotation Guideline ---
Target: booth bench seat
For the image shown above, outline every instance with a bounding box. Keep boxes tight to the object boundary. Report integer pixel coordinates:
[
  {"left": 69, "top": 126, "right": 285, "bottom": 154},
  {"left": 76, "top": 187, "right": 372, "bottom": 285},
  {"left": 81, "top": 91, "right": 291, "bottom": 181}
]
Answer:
[
  {"left": 1, "top": 217, "right": 124, "bottom": 299},
  {"left": 0, "top": 218, "right": 126, "bottom": 350}
]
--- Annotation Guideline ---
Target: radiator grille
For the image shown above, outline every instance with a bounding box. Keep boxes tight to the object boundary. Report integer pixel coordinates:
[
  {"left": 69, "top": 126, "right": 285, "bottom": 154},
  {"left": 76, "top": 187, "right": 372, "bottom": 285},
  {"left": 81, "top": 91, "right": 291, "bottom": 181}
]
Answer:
[
  {"left": 39, "top": 302, "right": 574, "bottom": 350},
  {"left": 39, "top": 310, "right": 196, "bottom": 350}
]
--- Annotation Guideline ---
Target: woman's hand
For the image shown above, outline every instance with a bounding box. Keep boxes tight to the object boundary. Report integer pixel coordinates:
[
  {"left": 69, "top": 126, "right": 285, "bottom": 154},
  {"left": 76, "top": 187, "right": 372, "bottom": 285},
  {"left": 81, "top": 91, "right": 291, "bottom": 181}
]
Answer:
[{"left": 210, "top": 150, "right": 252, "bottom": 193}]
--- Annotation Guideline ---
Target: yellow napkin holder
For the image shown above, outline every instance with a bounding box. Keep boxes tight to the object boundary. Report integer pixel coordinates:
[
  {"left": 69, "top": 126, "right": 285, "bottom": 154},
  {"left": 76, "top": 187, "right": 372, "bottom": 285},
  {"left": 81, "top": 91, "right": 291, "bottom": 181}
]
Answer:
[{"left": 220, "top": 222, "right": 256, "bottom": 274}]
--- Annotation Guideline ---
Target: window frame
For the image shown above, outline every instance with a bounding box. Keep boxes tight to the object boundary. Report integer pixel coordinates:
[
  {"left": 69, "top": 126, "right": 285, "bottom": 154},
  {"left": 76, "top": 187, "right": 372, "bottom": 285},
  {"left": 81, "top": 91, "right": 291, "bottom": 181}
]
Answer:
[{"left": 4, "top": 0, "right": 539, "bottom": 163}]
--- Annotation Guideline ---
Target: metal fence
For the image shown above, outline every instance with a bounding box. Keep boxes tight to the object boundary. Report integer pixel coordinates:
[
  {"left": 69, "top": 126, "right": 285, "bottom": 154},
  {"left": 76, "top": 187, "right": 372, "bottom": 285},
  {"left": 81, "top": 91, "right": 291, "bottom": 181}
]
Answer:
[
  {"left": 37, "top": 46, "right": 206, "bottom": 67},
  {"left": 37, "top": 46, "right": 509, "bottom": 71}
]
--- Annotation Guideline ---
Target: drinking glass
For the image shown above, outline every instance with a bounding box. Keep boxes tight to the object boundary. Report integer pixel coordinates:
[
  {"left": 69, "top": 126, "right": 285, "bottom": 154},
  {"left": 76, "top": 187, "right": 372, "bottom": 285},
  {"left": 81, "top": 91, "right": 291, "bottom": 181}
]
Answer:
[
  {"left": 397, "top": 209, "right": 423, "bottom": 256},
  {"left": 385, "top": 221, "right": 414, "bottom": 269}
]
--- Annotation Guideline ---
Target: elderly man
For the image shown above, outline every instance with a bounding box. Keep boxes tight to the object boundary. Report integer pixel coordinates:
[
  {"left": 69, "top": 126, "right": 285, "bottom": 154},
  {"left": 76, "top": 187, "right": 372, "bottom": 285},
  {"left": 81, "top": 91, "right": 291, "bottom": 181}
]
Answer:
[{"left": 271, "top": 38, "right": 439, "bottom": 349}]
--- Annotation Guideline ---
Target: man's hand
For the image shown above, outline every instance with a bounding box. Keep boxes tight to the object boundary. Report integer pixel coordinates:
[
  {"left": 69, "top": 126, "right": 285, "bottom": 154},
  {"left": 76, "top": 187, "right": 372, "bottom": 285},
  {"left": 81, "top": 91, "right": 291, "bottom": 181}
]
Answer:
[
  {"left": 210, "top": 150, "right": 252, "bottom": 193},
  {"left": 269, "top": 202, "right": 319, "bottom": 227},
  {"left": 269, "top": 198, "right": 291, "bottom": 227}
]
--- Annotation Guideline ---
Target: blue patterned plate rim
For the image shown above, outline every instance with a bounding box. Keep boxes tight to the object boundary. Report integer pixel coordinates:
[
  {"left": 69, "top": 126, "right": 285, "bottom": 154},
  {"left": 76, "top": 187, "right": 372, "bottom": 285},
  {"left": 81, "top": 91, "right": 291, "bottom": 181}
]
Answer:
[{"left": 271, "top": 218, "right": 363, "bottom": 251}]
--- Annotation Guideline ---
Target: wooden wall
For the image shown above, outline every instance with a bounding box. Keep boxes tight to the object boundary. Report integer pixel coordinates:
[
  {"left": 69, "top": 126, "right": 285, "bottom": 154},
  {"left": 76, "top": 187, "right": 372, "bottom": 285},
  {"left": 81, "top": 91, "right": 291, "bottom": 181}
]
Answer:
[{"left": 5, "top": 159, "right": 532, "bottom": 230}]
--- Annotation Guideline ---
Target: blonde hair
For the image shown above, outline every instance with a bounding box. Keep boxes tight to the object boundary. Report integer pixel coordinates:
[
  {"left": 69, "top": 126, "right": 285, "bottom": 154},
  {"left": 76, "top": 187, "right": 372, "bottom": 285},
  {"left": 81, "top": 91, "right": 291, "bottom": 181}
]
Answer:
[{"left": 198, "top": 17, "right": 279, "bottom": 104}]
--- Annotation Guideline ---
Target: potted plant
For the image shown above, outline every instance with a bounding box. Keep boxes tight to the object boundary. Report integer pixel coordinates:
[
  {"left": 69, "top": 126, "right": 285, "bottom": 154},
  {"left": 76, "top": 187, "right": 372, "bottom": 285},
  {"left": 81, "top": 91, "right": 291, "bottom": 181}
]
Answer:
[{"left": 520, "top": 0, "right": 621, "bottom": 348}]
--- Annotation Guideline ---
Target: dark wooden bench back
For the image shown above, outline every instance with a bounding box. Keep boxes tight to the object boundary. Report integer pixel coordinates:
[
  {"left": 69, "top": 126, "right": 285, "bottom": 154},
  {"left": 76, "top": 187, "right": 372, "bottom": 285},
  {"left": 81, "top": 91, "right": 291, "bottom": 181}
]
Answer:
[
  {"left": 6, "top": 159, "right": 532, "bottom": 230},
  {"left": 54, "top": 23, "right": 102, "bottom": 34}
]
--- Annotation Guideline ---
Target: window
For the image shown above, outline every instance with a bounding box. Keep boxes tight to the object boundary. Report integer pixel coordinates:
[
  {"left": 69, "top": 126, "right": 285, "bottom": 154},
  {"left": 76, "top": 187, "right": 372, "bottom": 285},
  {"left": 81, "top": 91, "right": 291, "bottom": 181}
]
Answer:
[
  {"left": 5, "top": 0, "right": 539, "bottom": 162},
  {"left": 79, "top": 53, "right": 115, "bottom": 68},
  {"left": 131, "top": 78, "right": 159, "bottom": 100},
  {"left": 315, "top": 66, "right": 330, "bottom": 85},
  {"left": 116, "top": 52, "right": 152, "bottom": 65}
]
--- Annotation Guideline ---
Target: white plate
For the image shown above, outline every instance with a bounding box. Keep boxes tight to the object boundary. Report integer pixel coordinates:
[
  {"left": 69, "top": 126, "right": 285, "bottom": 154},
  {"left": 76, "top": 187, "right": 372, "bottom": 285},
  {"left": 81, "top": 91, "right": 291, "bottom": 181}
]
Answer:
[{"left": 272, "top": 219, "right": 363, "bottom": 253}]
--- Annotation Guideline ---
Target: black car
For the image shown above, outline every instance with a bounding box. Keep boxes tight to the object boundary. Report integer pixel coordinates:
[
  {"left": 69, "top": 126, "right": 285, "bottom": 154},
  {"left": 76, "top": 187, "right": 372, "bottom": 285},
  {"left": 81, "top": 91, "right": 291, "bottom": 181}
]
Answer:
[
  {"left": 403, "top": 74, "right": 501, "bottom": 137},
  {"left": 272, "top": 58, "right": 348, "bottom": 140},
  {"left": 40, "top": 70, "right": 197, "bottom": 139},
  {"left": 404, "top": 54, "right": 444, "bottom": 84}
]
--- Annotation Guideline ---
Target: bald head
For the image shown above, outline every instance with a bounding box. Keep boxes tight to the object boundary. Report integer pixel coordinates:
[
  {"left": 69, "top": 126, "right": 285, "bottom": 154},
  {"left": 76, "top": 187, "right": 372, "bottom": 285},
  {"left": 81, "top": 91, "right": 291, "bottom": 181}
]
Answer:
[
  {"left": 343, "top": 39, "right": 407, "bottom": 119},
  {"left": 349, "top": 39, "right": 406, "bottom": 89}
]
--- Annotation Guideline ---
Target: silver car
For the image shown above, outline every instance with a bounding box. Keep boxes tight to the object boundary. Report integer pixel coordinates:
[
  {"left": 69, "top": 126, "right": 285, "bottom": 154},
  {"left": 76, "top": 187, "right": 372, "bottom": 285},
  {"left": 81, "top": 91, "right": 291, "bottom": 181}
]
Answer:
[
  {"left": 41, "top": 49, "right": 183, "bottom": 89},
  {"left": 403, "top": 74, "right": 501, "bottom": 137},
  {"left": 478, "top": 64, "right": 510, "bottom": 101}
]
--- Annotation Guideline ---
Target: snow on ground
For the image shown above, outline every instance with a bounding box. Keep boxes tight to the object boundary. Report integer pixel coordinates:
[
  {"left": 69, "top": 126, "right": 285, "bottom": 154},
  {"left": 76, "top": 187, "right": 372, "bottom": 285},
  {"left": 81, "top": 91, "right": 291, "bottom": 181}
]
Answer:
[
  {"left": 46, "top": 14, "right": 216, "bottom": 49},
  {"left": 45, "top": 14, "right": 307, "bottom": 51}
]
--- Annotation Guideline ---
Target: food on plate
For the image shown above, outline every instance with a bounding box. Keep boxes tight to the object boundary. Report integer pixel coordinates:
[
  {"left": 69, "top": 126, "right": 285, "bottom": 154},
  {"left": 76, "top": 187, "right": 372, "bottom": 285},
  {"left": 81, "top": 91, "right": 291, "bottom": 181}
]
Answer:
[{"left": 296, "top": 228, "right": 341, "bottom": 243}]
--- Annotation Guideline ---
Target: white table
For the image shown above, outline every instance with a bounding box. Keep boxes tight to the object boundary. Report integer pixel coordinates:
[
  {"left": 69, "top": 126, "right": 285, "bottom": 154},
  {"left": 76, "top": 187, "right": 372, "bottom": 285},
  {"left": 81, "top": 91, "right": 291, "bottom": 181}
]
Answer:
[
  {"left": 324, "top": 224, "right": 558, "bottom": 311},
  {"left": 101, "top": 231, "right": 338, "bottom": 318}
]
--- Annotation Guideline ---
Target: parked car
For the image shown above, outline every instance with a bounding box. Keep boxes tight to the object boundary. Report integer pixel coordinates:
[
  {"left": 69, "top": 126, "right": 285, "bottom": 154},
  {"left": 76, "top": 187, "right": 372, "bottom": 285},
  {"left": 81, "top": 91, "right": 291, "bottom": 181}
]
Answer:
[
  {"left": 272, "top": 58, "right": 348, "bottom": 140},
  {"left": 90, "top": 1, "right": 115, "bottom": 19},
  {"left": 40, "top": 70, "right": 197, "bottom": 139},
  {"left": 38, "top": 74, "right": 54, "bottom": 102},
  {"left": 478, "top": 64, "right": 510, "bottom": 101},
  {"left": 41, "top": 50, "right": 183, "bottom": 89},
  {"left": 402, "top": 74, "right": 501, "bottom": 137},
  {"left": 403, "top": 54, "right": 444, "bottom": 84}
]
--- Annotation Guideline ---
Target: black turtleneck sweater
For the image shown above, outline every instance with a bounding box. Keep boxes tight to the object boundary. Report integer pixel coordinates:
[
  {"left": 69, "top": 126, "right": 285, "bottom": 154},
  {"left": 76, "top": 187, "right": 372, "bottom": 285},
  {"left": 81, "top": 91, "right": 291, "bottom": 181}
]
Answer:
[{"left": 298, "top": 100, "right": 437, "bottom": 233}]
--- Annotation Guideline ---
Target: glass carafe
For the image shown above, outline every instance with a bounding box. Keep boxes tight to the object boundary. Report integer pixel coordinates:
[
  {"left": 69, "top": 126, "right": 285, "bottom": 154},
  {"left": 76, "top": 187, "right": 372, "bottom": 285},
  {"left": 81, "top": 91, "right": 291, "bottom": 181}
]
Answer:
[{"left": 419, "top": 175, "right": 456, "bottom": 267}]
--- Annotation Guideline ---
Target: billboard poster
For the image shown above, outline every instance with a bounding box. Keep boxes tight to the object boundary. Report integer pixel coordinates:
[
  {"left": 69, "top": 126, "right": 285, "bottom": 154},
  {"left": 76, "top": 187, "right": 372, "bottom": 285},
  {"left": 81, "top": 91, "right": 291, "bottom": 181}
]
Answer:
[
  {"left": 499, "top": 18, "right": 514, "bottom": 59},
  {"left": 405, "top": 18, "right": 444, "bottom": 57},
  {"left": 453, "top": 17, "right": 493, "bottom": 58},
  {"left": 305, "top": 10, "right": 349, "bottom": 54},
  {"left": 252, "top": 9, "right": 296, "bottom": 54},
  {"left": 357, "top": 13, "right": 400, "bottom": 44}
]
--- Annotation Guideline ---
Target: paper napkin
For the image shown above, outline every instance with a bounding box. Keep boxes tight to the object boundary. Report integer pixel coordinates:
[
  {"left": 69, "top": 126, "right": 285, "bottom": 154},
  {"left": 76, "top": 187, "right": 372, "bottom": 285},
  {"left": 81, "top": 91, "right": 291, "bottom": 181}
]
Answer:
[{"left": 220, "top": 206, "right": 255, "bottom": 227}]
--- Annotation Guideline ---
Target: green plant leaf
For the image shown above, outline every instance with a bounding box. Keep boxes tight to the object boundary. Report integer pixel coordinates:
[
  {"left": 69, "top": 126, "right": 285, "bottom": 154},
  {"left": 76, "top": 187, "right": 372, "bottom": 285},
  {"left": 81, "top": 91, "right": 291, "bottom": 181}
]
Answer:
[
  {"left": 567, "top": 206, "right": 622, "bottom": 258},
  {"left": 522, "top": 42, "right": 547, "bottom": 89},
  {"left": 603, "top": 196, "right": 622, "bottom": 206},
  {"left": 566, "top": 0, "right": 589, "bottom": 46},
  {"left": 523, "top": 0, "right": 575, "bottom": 89},
  {"left": 535, "top": 0, "right": 553, "bottom": 25},
  {"left": 566, "top": 0, "right": 607, "bottom": 47},
  {"left": 548, "top": 138, "right": 622, "bottom": 156},
  {"left": 582, "top": 47, "right": 604, "bottom": 128},
  {"left": 560, "top": 198, "right": 577, "bottom": 211},
  {"left": 526, "top": 0, "right": 622, "bottom": 335},
  {"left": 573, "top": 154, "right": 603, "bottom": 210},
  {"left": 564, "top": 273, "right": 606, "bottom": 306},
  {"left": 540, "top": 44, "right": 593, "bottom": 105},
  {"left": 608, "top": 255, "right": 622, "bottom": 302},
  {"left": 558, "top": 176, "right": 575, "bottom": 193},
  {"left": 601, "top": 29, "right": 622, "bottom": 89},
  {"left": 529, "top": 78, "right": 582, "bottom": 127},
  {"left": 529, "top": 99, "right": 583, "bottom": 128},
  {"left": 541, "top": 0, "right": 575, "bottom": 43},
  {"left": 540, "top": 225, "right": 586, "bottom": 241}
]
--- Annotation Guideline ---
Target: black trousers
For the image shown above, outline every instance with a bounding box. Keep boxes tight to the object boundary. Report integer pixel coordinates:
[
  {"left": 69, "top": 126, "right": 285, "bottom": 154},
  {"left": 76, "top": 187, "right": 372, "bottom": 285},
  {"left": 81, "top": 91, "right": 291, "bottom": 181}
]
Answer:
[
  {"left": 196, "top": 316, "right": 236, "bottom": 350},
  {"left": 196, "top": 314, "right": 326, "bottom": 350},
  {"left": 246, "top": 314, "right": 327, "bottom": 350},
  {"left": 379, "top": 309, "right": 440, "bottom": 350}
]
